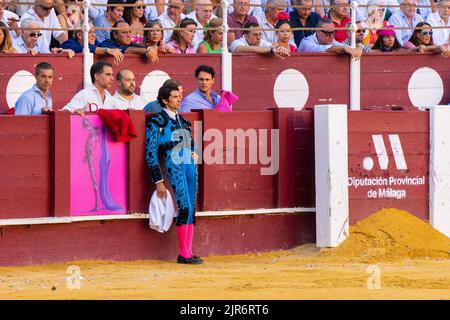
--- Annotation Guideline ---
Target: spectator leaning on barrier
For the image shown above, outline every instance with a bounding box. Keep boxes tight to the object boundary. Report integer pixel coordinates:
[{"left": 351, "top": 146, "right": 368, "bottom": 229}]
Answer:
[
  {"left": 62, "top": 61, "right": 114, "bottom": 116},
  {"left": 403, "top": 21, "right": 449, "bottom": 54},
  {"left": 20, "top": 0, "right": 68, "bottom": 50},
  {"left": 108, "top": 69, "right": 148, "bottom": 110},
  {"left": 180, "top": 65, "right": 220, "bottom": 112},
  {"left": 94, "top": 0, "right": 126, "bottom": 43},
  {"left": 187, "top": 0, "right": 217, "bottom": 49},
  {"left": 341, "top": 20, "right": 372, "bottom": 52},
  {"left": 230, "top": 20, "right": 292, "bottom": 56},
  {"left": 166, "top": 17, "right": 198, "bottom": 53},
  {"left": 388, "top": 0, "right": 424, "bottom": 46},
  {"left": 289, "top": 0, "right": 322, "bottom": 47},
  {"left": 227, "top": 0, "right": 259, "bottom": 45},
  {"left": 0, "top": 0, "right": 20, "bottom": 39},
  {"left": 123, "top": 0, "right": 147, "bottom": 44},
  {"left": 371, "top": 24, "right": 406, "bottom": 51},
  {"left": 60, "top": 22, "right": 125, "bottom": 64},
  {"left": 158, "top": 0, "right": 186, "bottom": 43},
  {"left": 15, "top": 62, "right": 54, "bottom": 115},
  {"left": 325, "top": 0, "right": 351, "bottom": 43},
  {"left": 426, "top": 0, "right": 450, "bottom": 45},
  {"left": 143, "top": 19, "right": 177, "bottom": 53},
  {"left": 298, "top": 17, "right": 363, "bottom": 59},
  {"left": 272, "top": 13, "right": 298, "bottom": 53},
  {"left": 99, "top": 20, "right": 159, "bottom": 62},
  {"left": 253, "top": 0, "right": 286, "bottom": 43},
  {"left": 144, "top": 78, "right": 183, "bottom": 113},
  {"left": 13, "top": 18, "right": 50, "bottom": 54},
  {"left": 0, "top": 21, "right": 16, "bottom": 53},
  {"left": 197, "top": 17, "right": 223, "bottom": 53}
]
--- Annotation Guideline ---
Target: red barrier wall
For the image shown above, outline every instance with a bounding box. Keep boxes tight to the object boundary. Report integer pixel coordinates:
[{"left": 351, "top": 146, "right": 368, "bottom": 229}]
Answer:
[
  {"left": 0, "top": 116, "right": 51, "bottom": 219},
  {"left": 2, "top": 53, "right": 448, "bottom": 114},
  {"left": 347, "top": 111, "right": 429, "bottom": 224}
]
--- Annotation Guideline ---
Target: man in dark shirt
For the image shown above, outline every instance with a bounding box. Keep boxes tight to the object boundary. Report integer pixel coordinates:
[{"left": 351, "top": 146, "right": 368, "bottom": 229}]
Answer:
[
  {"left": 99, "top": 21, "right": 158, "bottom": 62},
  {"left": 60, "top": 22, "right": 125, "bottom": 64},
  {"left": 290, "top": 0, "right": 322, "bottom": 47}
]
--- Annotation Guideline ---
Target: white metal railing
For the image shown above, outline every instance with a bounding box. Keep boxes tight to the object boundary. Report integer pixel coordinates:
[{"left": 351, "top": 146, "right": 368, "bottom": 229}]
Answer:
[{"left": 4, "top": 0, "right": 449, "bottom": 109}]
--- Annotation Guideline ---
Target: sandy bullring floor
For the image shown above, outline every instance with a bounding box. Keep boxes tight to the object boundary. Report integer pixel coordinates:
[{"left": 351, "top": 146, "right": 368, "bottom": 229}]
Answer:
[{"left": 0, "top": 209, "right": 449, "bottom": 300}]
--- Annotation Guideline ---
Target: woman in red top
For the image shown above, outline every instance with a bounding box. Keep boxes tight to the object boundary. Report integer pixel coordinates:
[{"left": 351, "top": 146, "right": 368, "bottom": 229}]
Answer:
[{"left": 273, "top": 12, "right": 297, "bottom": 54}]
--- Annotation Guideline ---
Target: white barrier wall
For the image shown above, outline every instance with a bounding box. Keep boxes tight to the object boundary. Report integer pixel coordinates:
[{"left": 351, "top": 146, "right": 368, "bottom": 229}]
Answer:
[
  {"left": 429, "top": 105, "right": 450, "bottom": 238},
  {"left": 314, "top": 105, "right": 349, "bottom": 247}
]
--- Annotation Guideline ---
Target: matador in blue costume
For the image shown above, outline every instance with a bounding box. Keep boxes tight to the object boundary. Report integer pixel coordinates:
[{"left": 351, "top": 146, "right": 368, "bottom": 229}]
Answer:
[{"left": 145, "top": 84, "right": 202, "bottom": 265}]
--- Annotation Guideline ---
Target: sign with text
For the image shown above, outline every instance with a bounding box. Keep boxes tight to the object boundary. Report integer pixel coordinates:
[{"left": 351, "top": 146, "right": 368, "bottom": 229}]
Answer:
[{"left": 348, "top": 112, "right": 429, "bottom": 223}]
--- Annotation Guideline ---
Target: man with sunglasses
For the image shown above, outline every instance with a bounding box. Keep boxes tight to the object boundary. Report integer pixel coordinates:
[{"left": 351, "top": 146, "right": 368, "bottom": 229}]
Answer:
[
  {"left": 341, "top": 20, "right": 372, "bottom": 52},
  {"left": 19, "top": 0, "right": 68, "bottom": 51},
  {"left": 298, "top": 18, "right": 363, "bottom": 59},
  {"left": 12, "top": 18, "right": 50, "bottom": 54},
  {"left": 158, "top": 0, "right": 186, "bottom": 43}
]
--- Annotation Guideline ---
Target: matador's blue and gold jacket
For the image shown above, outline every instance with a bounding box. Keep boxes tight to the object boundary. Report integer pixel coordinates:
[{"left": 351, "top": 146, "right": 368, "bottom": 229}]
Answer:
[{"left": 145, "top": 110, "right": 196, "bottom": 184}]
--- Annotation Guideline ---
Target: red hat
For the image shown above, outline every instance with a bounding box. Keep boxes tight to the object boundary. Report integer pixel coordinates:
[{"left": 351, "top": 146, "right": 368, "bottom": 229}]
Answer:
[{"left": 376, "top": 25, "right": 395, "bottom": 37}]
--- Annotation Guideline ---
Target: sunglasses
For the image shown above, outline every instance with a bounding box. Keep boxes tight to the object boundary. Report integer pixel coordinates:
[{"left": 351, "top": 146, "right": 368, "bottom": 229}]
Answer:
[
  {"left": 320, "top": 30, "right": 335, "bottom": 36},
  {"left": 135, "top": 6, "right": 144, "bottom": 9},
  {"left": 29, "top": 32, "right": 43, "bottom": 37},
  {"left": 421, "top": 31, "right": 433, "bottom": 36},
  {"left": 356, "top": 29, "right": 366, "bottom": 33}
]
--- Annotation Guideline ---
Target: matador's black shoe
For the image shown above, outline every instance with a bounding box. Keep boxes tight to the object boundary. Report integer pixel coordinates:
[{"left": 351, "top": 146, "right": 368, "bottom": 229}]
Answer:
[
  {"left": 177, "top": 255, "right": 202, "bottom": 265},
  {"left": 191, "top": 256, "right": 204, "bottom": 264}
]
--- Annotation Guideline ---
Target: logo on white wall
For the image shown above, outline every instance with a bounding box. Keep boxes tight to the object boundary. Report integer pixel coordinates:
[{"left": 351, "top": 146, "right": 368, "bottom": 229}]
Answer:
[{"left": 363, "top": 134, "right": 407, "bottom": 171}]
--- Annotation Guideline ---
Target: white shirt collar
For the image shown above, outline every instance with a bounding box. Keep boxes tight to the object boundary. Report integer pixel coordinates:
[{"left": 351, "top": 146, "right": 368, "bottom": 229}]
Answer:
[
  {"left": 163, "top": 107, "right": 177, "bottom": 119},
  {"left": 113, "top": 91, "right": 135, "bottom": 101}
]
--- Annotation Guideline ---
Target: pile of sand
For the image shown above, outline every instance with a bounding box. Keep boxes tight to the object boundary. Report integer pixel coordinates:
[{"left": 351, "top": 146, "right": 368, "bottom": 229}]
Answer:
[{"left": 318, "top": 208, "right": 450, "bottom": 262}]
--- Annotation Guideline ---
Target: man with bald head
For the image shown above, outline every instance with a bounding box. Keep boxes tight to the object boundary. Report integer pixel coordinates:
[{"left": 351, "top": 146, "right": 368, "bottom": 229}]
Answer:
[
  {"left": 20, "top": 0, "right": 68, "bottom": 50},
  {"left": 187, "top": 0, "right": 218, "bottom": 48},
  {"left": 108, "top": 69, "right": 147, "bottom": 110}
]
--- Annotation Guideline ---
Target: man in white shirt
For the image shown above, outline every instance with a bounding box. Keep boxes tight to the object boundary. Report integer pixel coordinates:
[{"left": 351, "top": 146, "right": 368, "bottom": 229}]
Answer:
[
  {"left": 388, "top": 0, "right": 424, "bottom": 46},
  {"left": 298, "top": 18, "right": 363, "bottom": 59},
  {"left": 230, "top": 21, "right": 291, "bottom": 56},
  {"left": 186, "top": 0, "right": 218, "bottom": 49},
  {"left": 0, "top": 0, "right": 20, "bottom": 39},
  {"left": 12, "top": 18, "right": 50, "bottom": 54},
  {"left": 62, "top": 61, "right": 114, "bottom": 116},
  {"left": 158, "top": 0, "right": 186, "bottom": 43},
  {"left": 20, "top": 0, "right": 68, "bottom": 51},
  {"left": 108, "top": 69, "right": 147, "bottom": 110},
  {"left": 253, "top": 0, "right": 286, "bottom": 43},
  {"left": 426, "top": 0, "right": 449, "bottom": 45}
]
